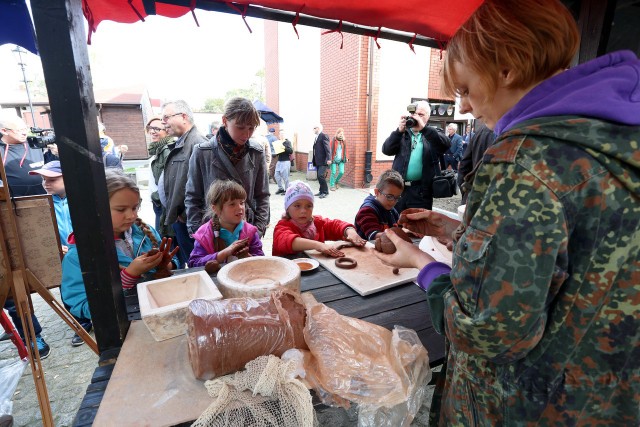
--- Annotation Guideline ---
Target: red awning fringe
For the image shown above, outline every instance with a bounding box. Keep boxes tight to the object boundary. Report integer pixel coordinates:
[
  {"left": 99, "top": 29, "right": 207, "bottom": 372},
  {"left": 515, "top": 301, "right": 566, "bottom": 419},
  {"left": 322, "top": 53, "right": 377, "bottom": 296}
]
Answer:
[
  {"left": 292, "top": 4, "right": 306, "bottom": 40},
  {"left": 82, "top": 0, "right": 96, "bottom": 45},
  {"left": 190, "top": 0, "right": 200, "bottom": 26},
  {"left": 409, "top": 33, "right": 417, "bottom": 54},
  {"left": 321, "top": 19, "right": 344, "bottom": 49},
  {"left": 127, "top": 0, "right": 145, "bottom": 22},
  {"left": 226, "top": 2, "right": 253, "bottom": 33}
]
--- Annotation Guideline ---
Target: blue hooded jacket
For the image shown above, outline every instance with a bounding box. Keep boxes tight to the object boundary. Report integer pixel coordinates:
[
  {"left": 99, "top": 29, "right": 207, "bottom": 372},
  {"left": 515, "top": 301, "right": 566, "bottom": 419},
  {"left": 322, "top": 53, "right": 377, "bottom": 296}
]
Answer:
[{"left": 61, "top": 223, "right": 177, "bottom": 319}]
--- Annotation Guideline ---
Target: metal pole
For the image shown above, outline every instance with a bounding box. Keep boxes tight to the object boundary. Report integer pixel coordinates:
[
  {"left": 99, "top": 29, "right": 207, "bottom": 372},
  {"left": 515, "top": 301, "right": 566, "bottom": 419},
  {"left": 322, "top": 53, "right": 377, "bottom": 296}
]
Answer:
[{"left": 12, "top": 45, "right": 36, "bottom": 127}]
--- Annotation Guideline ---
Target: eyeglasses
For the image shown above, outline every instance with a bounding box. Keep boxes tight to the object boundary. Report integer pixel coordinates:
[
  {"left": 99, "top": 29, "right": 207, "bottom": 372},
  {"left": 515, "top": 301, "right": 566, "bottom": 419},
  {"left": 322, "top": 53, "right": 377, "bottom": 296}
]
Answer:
[
  {"left": 162, "top": 113, "right": 182, "bottom": 122},
  {"left": 4, "top": 127, "right": 28, "bottom": 133},
  {"left": 146, "top": 126, "right": 164, "bottom": 133},
  {"left": 379, "top": 191, "right": 402, "bottom": 202}
]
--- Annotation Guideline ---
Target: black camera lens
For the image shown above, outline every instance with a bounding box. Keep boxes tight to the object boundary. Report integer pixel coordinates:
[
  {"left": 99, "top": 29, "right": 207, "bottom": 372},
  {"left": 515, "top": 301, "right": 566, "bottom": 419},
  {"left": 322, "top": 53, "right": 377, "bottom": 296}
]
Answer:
[{"left": 405, "top": 116, "right": 417, "bottom": 128}]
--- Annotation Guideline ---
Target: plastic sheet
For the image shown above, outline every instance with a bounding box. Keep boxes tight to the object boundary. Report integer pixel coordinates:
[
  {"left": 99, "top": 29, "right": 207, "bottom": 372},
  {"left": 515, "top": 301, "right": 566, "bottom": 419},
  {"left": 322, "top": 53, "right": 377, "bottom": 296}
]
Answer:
[
  {"left": 186, "top": 289, "right": 308, "bottom": 380},
  {"left": 295, "top": 296, "right": 431, "bottom": 427},
  {"left": 0, "top": 358, "right": 28, "bottom": 418}
]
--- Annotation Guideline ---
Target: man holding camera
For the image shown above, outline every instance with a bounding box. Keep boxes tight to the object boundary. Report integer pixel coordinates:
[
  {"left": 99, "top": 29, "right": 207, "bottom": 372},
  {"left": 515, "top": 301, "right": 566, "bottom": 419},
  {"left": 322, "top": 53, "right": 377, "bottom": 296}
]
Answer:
[
  {"left": 382, "top": 101, "right": 451, "bottom": 212},
  {"left": 0, "top": 112, "right": 51, "bottom": 359}
]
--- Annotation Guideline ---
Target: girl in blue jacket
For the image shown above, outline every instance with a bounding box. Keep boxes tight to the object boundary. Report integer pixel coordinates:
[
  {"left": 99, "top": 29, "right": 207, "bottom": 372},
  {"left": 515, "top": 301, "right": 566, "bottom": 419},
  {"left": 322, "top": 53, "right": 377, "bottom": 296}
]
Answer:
[{"left": 61, "top": 169, "right": 179, "bottom": 320}]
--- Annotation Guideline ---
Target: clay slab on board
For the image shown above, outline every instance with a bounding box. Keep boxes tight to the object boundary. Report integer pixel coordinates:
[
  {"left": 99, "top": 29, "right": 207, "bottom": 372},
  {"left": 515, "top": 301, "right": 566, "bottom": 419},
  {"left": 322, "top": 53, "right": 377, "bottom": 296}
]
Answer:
[
  {"left": 306, "top": 241, "right": 419, "bottom": 296},
  {"left": 138, "top": 270, "right": 222, "bottom": 341}
]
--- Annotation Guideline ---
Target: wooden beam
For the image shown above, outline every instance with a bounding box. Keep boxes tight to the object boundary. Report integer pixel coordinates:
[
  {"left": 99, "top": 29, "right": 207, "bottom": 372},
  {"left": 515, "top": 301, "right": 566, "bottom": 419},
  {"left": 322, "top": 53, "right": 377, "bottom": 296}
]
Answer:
[
  {"left": 30, "top": 0, "right": 130, "bottom": 352},
  {"left": 575, "top": 0, "right": 617, "bottom": 64},
  {"left": 155, "top": 0, "right": 441, "bottom": 48}
]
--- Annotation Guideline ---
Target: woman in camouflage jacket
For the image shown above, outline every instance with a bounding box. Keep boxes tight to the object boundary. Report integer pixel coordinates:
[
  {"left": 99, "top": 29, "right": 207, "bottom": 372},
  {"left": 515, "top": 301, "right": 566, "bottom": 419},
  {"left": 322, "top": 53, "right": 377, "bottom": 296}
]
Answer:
[{"left": 376, "top": 0, "right": 640, "bottom": 425}]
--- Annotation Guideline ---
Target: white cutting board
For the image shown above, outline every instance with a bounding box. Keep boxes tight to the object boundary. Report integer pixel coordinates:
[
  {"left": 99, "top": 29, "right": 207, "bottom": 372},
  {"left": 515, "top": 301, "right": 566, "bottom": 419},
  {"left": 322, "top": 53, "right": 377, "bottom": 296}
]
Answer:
[{"left": 306, "top": 241, "right": 419, "bottom": 296}]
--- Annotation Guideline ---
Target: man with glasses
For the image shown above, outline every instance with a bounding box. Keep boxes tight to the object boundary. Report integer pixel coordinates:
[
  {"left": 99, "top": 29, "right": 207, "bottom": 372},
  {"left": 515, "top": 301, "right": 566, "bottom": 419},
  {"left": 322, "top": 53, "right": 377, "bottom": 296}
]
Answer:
[
  {"left": 355, "top": 169, "right": 404, "bottom": 240},
  {"left": 158, "top": 100, "right": 207, "bottom": 267},
  {"left": 0, "top": 112, "right": 51, "bottom": 359},
  {"left": 382, "top": 101, "right": 451, "bottom": 212}
]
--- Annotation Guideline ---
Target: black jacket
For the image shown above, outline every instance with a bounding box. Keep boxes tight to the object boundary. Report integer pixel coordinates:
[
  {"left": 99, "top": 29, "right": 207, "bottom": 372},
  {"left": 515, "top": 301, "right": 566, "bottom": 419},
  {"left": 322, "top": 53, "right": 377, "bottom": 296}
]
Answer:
[
  {"left": 276, "top": 139, "right": 293, "bottom": 162},
  {"left": 457, "top": 124, "right": 497, "bottom": 203},
  {"left": 382, "top": 125, "right": 450, "bottom": 193},
  {"left": 312, "top": 132, "right": 330, "bottom": 166}
]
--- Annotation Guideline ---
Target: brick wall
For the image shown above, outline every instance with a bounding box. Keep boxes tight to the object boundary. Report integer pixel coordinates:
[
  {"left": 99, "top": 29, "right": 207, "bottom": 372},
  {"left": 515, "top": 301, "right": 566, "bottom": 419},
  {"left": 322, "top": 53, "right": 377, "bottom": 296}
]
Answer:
[
  {"left": 319, "top": 32, "right": 372, "bottom": 189},
  {"left": 428, "top": 49, "right": 449, "bottom": 101},
  {"left": 100, "top": 106, "right": 148, "bottom": 160}
]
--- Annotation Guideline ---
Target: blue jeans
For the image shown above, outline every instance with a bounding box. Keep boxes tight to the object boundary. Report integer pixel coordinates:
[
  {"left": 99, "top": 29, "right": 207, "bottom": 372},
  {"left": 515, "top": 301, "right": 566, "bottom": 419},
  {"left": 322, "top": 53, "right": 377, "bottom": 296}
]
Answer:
[
  {"left": 172, "top": 221, "right": 194, "bottom": 269},
  {"left": 4, "top": 299, "right": 42, "bottom": 339}
]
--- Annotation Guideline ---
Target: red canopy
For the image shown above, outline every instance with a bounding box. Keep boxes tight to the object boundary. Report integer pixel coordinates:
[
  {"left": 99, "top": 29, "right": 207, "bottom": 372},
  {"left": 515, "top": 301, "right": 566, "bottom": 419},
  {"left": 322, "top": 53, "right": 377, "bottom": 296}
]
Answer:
[{"left": 82, "top": 0, "right": 484, "bottom": 44}]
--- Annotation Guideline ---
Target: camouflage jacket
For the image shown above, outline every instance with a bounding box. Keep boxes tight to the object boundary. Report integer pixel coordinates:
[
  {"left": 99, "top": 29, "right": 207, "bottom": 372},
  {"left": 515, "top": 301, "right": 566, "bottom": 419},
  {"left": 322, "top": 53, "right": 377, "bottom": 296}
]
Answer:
[{"left": 435, "top": 116, "right": 640, "bottom": 425}]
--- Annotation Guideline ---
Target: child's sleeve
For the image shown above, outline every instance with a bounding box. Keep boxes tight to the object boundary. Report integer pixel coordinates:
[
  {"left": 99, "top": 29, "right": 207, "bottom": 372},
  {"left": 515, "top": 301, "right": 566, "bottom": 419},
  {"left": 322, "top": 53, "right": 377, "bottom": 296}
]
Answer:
[
  {"left": 320, "top": 217, "right": 352, "bottom": 241},
  {"left": 355, "top": 206, "right": 384, "bottom": 240},
  {"left": 188, "top": 240, "right": 219, "bottom": 267},
  {"left": 61, "top": 250, "right": 92, "bottom": 320},
  {"left": 272, "top": 220, "right": 300, "bottom": 256},
  {"left": 249, "top": 231, "right": 265, "bottom": 256}
]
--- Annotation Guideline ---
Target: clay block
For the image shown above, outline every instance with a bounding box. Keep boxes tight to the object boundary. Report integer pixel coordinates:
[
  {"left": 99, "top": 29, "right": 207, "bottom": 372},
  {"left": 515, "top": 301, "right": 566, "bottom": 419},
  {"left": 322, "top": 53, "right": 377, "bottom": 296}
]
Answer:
[
  {"left": 186, "top": 289, "right": 308, "bottom": 380},
  {"left": 138, "top": 271, "right": 222, "bottom": 341}
]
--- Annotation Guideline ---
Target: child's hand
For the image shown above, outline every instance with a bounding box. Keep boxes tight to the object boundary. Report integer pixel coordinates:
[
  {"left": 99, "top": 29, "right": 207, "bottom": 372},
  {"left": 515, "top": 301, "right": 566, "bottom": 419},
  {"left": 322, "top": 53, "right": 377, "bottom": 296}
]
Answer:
[
  {"left": 125, "top": 251, "right": 164, "bottom": 277},
  {"left": 344, "top": 228, "right": 366, "bottom": 247},
  {"left": 319, "top": 243, "right": 345, "bottom": 258},
  {"left": 158, "top": 237, "right": 179, "bottom": 269},
  {"left": 218, "top": 239, "right": 248, "bottom": 262}
]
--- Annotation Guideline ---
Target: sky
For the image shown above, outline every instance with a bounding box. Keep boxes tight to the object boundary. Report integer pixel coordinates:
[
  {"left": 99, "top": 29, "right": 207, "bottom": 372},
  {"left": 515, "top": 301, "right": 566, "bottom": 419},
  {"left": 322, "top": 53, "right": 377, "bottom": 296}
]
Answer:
[{"left": 0, "top": 9, "right": 266, "bottom": 110}]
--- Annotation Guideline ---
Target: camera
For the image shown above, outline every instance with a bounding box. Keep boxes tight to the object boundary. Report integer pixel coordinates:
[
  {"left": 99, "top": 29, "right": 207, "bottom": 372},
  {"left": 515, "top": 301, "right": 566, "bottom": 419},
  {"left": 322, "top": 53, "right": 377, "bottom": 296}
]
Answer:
[
  {"left": 27, "top": 127, "right": 55, "bottom": 150},
  {"left": 404, "top": 103, "right": 418, "bottom": 128}
]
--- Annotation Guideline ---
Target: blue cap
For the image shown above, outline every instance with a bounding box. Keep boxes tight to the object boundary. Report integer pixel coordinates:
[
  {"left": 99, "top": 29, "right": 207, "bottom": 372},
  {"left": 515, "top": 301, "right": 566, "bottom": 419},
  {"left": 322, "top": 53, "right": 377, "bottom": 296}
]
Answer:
[{"left": 29, "top": 160, "right": 62, "bottom": 177}]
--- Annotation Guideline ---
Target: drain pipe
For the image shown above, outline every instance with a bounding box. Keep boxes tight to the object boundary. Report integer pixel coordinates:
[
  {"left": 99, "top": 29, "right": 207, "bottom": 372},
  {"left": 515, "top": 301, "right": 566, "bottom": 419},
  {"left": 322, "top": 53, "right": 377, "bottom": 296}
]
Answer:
[{"left": 364, "top": 37, "right": 374, "bottom": 186}]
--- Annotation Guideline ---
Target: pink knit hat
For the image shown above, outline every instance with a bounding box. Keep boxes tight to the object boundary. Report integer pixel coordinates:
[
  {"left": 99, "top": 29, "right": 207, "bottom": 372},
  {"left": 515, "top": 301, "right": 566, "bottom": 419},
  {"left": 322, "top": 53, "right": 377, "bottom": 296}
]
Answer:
[{"left": 284, "top": 180, "right": 314, "bottom": 211}]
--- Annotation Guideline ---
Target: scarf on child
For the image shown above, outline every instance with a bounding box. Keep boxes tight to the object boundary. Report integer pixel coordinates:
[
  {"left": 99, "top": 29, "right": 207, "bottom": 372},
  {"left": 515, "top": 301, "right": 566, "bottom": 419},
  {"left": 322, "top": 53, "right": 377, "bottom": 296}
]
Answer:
[{"left": 291, "top": 218, "right": 317, "bottom": 240}]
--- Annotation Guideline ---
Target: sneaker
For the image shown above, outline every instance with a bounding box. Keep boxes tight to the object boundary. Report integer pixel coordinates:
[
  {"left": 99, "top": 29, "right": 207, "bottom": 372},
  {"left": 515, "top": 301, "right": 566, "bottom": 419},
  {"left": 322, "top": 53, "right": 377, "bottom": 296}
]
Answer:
[
  {"left": 71, "top": 333, "right": 84, "bottom": 347},
  {"left": 275, "top": 188, "right": 285, "bottom": 195},
  {"left": 330, "top": 186, "right": 336, "bottom": 191},
  {"left": 35, "top": 336, "right": 51, "bottom": 360},
  {"left": 314, "top": 192, "right": 322, "bottom": 197}
]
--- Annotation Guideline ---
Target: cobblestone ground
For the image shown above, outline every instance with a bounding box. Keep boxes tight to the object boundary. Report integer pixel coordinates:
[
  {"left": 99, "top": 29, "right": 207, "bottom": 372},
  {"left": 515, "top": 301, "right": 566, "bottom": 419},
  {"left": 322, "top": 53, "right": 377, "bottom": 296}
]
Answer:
[{"left": 1, "top": 169, "right": 460, "bottom": 426}]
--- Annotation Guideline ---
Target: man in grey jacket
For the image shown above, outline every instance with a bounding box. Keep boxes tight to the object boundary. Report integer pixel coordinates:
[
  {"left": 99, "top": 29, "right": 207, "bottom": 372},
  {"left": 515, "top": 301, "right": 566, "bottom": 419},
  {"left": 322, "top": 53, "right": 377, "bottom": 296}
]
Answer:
[{"left": 159, "top": 100, "right": 207, "bottom": 266}]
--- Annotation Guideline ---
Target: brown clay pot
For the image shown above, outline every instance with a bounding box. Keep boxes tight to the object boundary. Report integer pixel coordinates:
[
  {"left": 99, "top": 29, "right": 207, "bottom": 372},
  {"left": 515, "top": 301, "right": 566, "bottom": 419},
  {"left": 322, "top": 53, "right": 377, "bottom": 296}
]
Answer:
[{"left": 374, "top": 227, "right": 412, "bottom": 254}]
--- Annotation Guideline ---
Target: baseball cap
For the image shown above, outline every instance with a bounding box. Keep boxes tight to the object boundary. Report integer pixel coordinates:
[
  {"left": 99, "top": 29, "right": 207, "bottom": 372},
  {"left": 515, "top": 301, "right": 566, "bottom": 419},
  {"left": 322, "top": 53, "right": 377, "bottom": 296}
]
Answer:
[{"left": 29, "top": 160, "right": 62, "bottom": 177}]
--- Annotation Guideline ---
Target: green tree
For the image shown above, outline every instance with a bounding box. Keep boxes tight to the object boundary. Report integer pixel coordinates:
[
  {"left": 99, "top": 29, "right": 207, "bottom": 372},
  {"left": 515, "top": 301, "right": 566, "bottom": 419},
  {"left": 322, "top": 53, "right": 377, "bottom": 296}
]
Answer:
[{"left": 203, "top": 98, "right": 225, "bottom": 113}]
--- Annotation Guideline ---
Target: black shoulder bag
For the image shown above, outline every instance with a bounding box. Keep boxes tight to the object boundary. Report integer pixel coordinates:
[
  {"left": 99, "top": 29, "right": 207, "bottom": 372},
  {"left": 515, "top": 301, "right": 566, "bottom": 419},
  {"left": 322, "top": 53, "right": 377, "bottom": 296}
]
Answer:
[{"left": 428, "top": 139, "right": 457, "bottom": 198}]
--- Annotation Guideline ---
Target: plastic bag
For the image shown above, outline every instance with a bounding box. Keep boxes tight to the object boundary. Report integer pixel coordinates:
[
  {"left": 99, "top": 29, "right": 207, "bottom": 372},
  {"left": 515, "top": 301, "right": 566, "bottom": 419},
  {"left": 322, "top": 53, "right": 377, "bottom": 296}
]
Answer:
[
  {"left": 186, "top": 289, "right": 308, "bottom": 380},
  {"left": 0, "top": 358, "right": 28, "bottom": 418},
  {"left": 298, "top": 295, "right": 431, "bottom": 427}
]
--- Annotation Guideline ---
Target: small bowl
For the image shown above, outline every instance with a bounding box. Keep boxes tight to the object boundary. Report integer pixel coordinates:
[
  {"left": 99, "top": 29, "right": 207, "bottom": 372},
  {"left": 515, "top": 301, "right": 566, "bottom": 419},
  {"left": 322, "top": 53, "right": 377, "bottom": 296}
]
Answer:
[{"left": 293, "top": 258, "right": 319, "bottom": 273}]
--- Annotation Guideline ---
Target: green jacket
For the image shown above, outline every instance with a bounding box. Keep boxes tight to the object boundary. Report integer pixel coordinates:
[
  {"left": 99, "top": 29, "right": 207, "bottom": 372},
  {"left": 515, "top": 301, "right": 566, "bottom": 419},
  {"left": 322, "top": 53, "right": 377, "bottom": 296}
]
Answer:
[{"left": 433, "top": 116, "right": 640, "bottom": 426}]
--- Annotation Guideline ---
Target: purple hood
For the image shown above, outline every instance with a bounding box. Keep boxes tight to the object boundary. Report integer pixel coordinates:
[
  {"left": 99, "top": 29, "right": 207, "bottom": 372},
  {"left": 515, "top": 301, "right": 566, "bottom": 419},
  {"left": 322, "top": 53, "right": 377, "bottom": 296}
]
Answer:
[{"left": 495, "top": 50, "right": 640, "bottom": 135}]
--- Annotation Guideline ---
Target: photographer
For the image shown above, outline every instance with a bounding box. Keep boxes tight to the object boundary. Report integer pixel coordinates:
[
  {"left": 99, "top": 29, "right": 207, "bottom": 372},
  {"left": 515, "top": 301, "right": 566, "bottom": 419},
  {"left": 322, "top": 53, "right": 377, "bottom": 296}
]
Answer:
[
  {"left": 0, "top": 112, "right": 51, "bottom": 359},
  {"left": 382, "top": 101, "right": 450, "bottom": 212}
]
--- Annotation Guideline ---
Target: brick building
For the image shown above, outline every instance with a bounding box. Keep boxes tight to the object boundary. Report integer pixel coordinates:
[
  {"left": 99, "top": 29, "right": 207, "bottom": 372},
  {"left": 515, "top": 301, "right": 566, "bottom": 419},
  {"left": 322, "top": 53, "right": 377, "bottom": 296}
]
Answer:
[
  {"left": 1, "top": 86, "right": 157, "bottom": 160},
  {"left": 263, "top": 22, "right": 467, "bottom": 189}
]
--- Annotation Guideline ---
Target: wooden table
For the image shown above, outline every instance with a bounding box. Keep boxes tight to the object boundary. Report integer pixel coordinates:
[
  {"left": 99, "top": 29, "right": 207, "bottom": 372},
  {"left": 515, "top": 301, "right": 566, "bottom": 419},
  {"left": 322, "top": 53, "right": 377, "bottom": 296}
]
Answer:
[{"left": 73, "top": 265, "right": 445, "bottom": 426}]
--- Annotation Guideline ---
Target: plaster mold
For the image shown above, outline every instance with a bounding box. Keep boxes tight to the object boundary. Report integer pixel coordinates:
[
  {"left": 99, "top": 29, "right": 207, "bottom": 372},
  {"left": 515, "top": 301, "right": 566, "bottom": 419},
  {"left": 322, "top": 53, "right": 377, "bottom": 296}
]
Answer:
[
  {"left": 216, "top": 256, "right": 301, "bottom": 298},
  {"left": 138, "top": 271, "right": 222, "bottom": 341}
]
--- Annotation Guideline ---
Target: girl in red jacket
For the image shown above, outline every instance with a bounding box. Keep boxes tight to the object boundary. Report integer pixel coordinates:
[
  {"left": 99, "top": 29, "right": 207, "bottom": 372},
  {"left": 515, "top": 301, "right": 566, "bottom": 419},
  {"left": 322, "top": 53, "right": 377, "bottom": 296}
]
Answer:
[{"left": 272, "top": 180, "right": 365, "bottom": 257}]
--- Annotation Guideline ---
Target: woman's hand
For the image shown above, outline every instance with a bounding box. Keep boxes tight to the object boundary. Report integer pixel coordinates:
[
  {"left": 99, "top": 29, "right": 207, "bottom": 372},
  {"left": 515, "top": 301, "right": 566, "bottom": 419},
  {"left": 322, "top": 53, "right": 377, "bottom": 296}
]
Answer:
[
  {"left": 398, "top": 208, "right": 460, "bottom": 238},
  {"left": 344, "top": 228, "right": 366, "bottom": 247},
  {"left": 125, "top": 250, "right": 164, "bottom": 277},
  {"left": 319, "top": 243, "right": 345, "bottom": 258},
  {"left": 374, "top": 229, "right": 434, "bottom": 270},
  {"left": 158, "top": 237, "right": 179, "bottom": 270}
]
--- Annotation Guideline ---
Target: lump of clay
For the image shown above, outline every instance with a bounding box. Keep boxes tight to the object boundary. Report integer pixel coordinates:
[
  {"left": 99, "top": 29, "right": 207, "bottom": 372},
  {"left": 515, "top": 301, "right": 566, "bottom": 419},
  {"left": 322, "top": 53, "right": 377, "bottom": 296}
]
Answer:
[
  {"left": 204, "top": 260, "right": 222, "bottom": 274},
  {"left": 374, "top": 227, "right": 413, "bottom": 254},
  {"left": 186, "top": 289, "right": 308, "bottom": 380}
]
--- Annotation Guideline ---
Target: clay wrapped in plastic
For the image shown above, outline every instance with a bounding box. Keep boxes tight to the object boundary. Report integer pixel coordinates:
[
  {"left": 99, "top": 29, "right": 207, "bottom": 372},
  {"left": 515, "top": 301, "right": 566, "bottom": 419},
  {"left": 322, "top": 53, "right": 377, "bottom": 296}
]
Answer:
[
  {"left": 186, "top": 289, "right": 308, "bottom": 380},
  {"left": 291, "top": 294, "right": 431, "bottom": 426}
]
